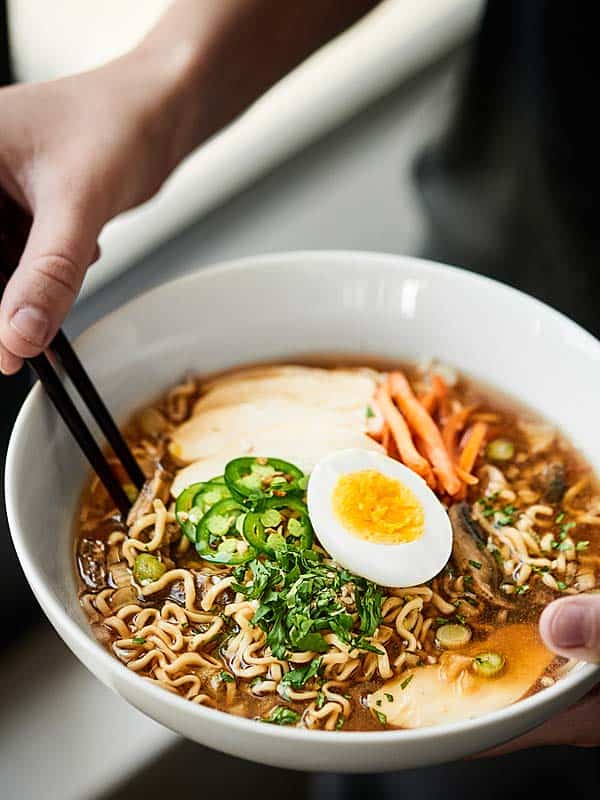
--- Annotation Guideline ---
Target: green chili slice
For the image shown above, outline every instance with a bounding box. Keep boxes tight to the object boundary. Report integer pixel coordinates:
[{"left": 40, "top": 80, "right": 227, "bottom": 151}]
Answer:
[
  {"left": 224, "top": 457, "right": 304, "bottom": 501},
  {"left": 175, "top": 481, "right": 232, "bottom": 542},
  {"left": 195, "top": 497, "right": 255, "bottom": 564},
  {"left": 243, "top": 496, "right": 313, "bottom": 555}
]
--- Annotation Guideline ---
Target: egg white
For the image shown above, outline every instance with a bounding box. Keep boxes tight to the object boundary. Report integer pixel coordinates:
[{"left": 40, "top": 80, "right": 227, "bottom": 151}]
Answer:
[{"left": 307, "top": 449, "right": 452, "bottom": 587}]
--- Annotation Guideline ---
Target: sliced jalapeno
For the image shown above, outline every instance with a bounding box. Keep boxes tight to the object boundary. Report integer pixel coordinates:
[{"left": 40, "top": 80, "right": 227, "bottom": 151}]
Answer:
[
  {"left": 176, "top": 481, "right": 232, "bottom": 542},
  {"left": 224, "top": 456, "right": 305, "bottom": 501},
  {"left": 244, "top": 496, "right": 313, "bottom": 555},
  {"left": 196, "top": 497, "right": 256, "bottom": 564}
]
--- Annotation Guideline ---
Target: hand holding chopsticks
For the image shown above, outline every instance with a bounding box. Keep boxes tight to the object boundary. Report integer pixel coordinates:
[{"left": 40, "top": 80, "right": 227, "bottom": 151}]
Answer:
[{"left": 0, "top": 214, "right": 145, "bottom": 517}]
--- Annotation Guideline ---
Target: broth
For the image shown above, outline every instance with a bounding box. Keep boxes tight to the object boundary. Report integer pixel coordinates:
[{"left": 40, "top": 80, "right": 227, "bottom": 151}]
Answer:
[{"left": 75, "top": 360, "right": 600, "bottom": 731}]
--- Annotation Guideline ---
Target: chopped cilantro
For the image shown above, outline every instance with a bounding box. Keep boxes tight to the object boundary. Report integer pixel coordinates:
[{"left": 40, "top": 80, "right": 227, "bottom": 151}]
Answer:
[
  {"left": 468, "top": 560, "right": 482, "bottom": 570},
  {"left": 262, "top": 706, "right": 301, "bottom": 726},
  {"left": 374, "top": 710, "right": 387, "bottom": 726},
  {"left": 281, "top": 657, "right": 322, "bottom": 690},
  {"left": 400, "top": 674, "right": 414, "bottom": 690}
]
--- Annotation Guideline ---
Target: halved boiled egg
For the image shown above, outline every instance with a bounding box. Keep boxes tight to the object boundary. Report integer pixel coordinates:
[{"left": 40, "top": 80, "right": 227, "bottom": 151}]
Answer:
[{"left": 307, "top": 449, "right": 452, "bottom": 587}]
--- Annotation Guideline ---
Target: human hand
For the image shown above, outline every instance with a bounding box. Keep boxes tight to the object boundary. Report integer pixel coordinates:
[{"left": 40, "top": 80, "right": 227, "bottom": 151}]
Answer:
[
  {"left": 0, "top": 43, "right": 201, "bottom": 375},
  {"left": 482, "top": 594, "right": 600, "bottom": 756}
]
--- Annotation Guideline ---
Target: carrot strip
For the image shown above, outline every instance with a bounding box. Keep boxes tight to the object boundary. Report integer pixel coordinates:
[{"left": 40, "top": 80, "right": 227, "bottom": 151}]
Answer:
[
  {"left": 442, "top": 404, "right": 476, "bottom": 458},
  {"left": 388, "top": 371, "right": 461, "bottom": 496},
  {"left": 381, "top": 422, "right": 391, "bottom": 454},
  {"left": 375, "top": 384, "right": 435, "bottom": 487},
  {"left": 420, "top": 375, "right": 447, "bottom": 418},
  {"left": 432, "top": 374, "right": 448, "bottom": 420},
  {"left": 420, "top": 391, "right": 436, "bottom": 415},
  {"left": 458, "top": 422, "right": 488, "bottom": 476},
  {"left": 456, "top": 466, "right": 479, "bottom": 485}
]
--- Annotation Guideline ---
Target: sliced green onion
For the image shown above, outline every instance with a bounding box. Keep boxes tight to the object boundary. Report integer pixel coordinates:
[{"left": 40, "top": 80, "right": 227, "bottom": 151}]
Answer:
[
  {"left": 473, "top": 651, "right": 505, "bottom": 678},
  {"left": 486, "top": 438, "right": 515, "bottom": 462},
  {"left": 435, "top": 623, "right": 472, "bottom": 650}
]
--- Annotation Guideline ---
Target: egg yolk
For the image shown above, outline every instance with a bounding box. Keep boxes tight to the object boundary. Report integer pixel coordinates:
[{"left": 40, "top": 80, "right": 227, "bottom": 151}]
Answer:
[{"left": 332, "top": 469, "right": 425, "bottom": 544}]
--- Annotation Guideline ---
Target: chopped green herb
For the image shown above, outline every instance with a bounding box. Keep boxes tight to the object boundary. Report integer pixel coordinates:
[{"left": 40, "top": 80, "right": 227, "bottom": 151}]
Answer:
[
  {"left": 376, "top": 699, "right": 382, "bottom": 707},
  {"left": 250, "top": 676, "right": 263, "bottom": 688},
  {"left": 555, "top": 512, "right": 565, "bottom": 523},
  {"left": 262, "top": 706, "right": 301, "bottom": 726},
  {"left": 220, "top": 671, "right": 235, "bottom": 683},
  {"left": 468, "top": 560, "right": 482, "bottom": 570},
  {"left": 365, "top": 405, "right": 376, "bottom": 419},
  {"left": 315, "top": 690, "right": 325, "bottom": 710},
  {"left": 281, "top": 658, "right": 322, "bottom": 690},
  {"left": 132, "top": 637, "right": 146, "bottom": 645},
  {"left": 463, "top": 575, "right": 474, "bottom": 588},
  {"left": 374, "top": 710, "right": 387, "bottom": 726},
  {"left": 576, "top": 540, "right": 590, "bottom": 551},
  {"left": 384, "top": 693, "right": 394, "bottom": 702},
  {"left": 559, "top": 541, "right": 574, "bottom": 551},
  {"left": 557, "top": 581, "right": 567, "bottom": 591},
  {"left": 400, "top": 674, "right": 414, "bottom": 690},
  {"left": 335, "top": 715, "right": 345, "bottom": 730},
  {"left": 435, "top": 617, "right": 449, "bottom": 626},
  {"left": 455, "top": 613, "right": 467, "bottom": 625},
  {"left": 514, "top": 584, "right": 529, "bottom": 595}
]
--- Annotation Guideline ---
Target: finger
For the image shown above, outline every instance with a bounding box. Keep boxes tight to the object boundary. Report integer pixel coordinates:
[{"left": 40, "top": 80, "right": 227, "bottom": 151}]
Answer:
[
  {"left": 475, "top": 683, "right": 600, "bottom": 757},
  {"left": 0, "top": 203, "right": 99, "bottom": 359},
  {"left": 540, "top": 594, "right": 600, "bottom": 663},
  {"left": 0, "top": 342, "right": 23, "bottom": 375}
]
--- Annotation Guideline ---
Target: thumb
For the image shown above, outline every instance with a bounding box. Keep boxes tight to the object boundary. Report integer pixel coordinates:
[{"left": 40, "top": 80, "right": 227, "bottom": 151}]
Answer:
[
  {"left": 540, "top": 594, "right": 600, "bottom": 664},
  {"left": 0, "top": 202, "right": 99, "bottom": 369}
]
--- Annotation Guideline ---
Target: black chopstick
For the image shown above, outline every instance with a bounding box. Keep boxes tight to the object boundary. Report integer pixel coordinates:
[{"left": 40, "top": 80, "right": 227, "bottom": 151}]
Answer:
[
  {"left": 0, "top": 267, "right": 144, "bottom": 518},
  {"left": 26, "top": 348, "right": 133, "bottom": 518},
  {"left": 51, "top": 329, "right": 146, "bottom": 490}
]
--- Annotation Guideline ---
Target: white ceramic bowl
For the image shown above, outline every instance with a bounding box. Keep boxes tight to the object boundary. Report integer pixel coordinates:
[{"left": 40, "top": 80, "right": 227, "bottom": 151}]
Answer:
[{"left": 6, "top": 251, "right": 600, "bottom": 772}]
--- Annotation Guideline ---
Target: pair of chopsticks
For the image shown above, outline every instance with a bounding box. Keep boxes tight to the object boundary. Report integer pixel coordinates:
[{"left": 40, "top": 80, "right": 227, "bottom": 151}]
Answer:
[{"left": 0, "top": 266, "right": 145, "bottom": 518}]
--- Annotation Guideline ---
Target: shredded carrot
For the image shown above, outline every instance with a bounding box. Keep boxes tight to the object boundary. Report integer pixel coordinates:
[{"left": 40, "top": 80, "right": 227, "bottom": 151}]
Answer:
[
  {"left": 375, "top": 384, "right": 435, "bottom": 488},
  {"left": 456, "top": 466, "right": 479, "bottom": 485},
  {"left": 458, "top": 422, "right": 488, "bottom": 476},
  {"left": 381, "top": 422, "right": 391, "bottom": 453},
  {"left": 420, "top": 390, "right": 436, "bottom": 415},
  {"left": 388, "top": 371, "right": 461, "bottom": 496},
  {"left": 420, "top": 375, "right": 447, "bottom": 418},
  {"left": 442, "top": 405, "right": 476, "bottom": 458}
]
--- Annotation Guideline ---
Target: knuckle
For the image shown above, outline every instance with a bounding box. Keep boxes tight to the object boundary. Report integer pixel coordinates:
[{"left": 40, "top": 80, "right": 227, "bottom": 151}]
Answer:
[{"left": 31, "top": 253, "right": 83, "bottom": 299}]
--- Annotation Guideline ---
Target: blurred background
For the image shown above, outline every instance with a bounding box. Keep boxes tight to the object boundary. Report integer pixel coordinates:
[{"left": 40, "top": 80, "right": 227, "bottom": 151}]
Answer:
[{"left": 1, "top": 1, "right": 598, "bottom": 798}]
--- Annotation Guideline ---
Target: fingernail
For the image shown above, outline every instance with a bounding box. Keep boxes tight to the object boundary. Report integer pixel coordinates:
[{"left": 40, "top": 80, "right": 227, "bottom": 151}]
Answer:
[
  {"left": 10, "top": 305, "right": 49, "bottom": 346},
  {"left": 551, "top": 603, "right": 592, "bottom": 648}
]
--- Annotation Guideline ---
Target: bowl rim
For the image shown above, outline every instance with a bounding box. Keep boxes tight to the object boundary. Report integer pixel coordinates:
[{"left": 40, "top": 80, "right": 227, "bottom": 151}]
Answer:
[{"left": 6, "top": 249, "right": 600, "bottom": 747}]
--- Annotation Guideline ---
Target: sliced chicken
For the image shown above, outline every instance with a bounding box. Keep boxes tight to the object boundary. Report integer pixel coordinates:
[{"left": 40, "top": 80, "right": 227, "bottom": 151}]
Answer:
[
  {"left": 369, "top": 624, "right": 554, "bottom": 728},
  {"left": 168, "top": 365, "right": 384, "bottom": 496},
  {"left": 194, "top": 365, "right": 379, "bottom": 415},
  {"left": 171, "top": 425, "right": 383, "bottom": 497}
]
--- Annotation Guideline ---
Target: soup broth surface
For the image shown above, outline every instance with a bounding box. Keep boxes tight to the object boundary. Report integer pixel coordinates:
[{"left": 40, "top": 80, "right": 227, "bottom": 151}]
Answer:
[{"left": 75, "top": 360, "right": 600, "bottom": 731}]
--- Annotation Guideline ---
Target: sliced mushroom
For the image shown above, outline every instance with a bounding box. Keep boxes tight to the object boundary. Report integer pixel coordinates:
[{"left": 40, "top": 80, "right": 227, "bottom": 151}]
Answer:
[
  {"left": 449, "top": 503, "right": 512, "bottom": 608},
  {"left": 534, "top": 461, "right": 567, "bottom": 504},
  {"left": 126, "top": 464, "right": 173, "bottom": 526},
  {"left": 78, "top": 538, "right": 107, "bottom": 591}
]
